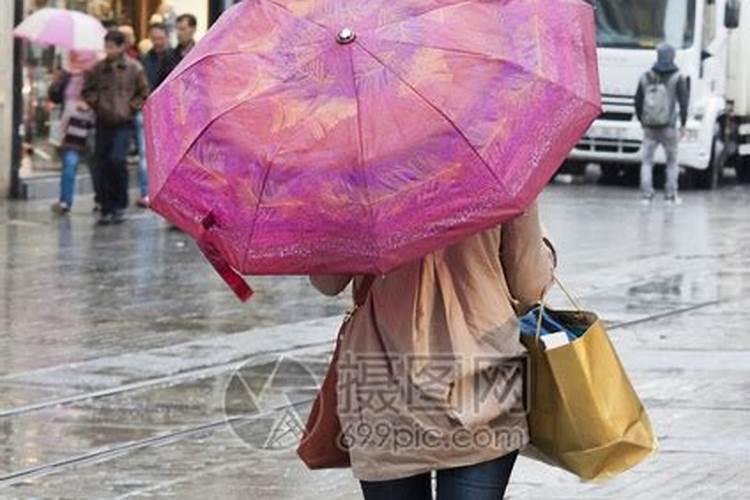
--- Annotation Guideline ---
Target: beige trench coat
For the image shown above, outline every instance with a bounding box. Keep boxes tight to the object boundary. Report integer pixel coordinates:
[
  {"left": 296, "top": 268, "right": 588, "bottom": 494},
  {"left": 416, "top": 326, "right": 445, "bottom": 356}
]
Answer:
[{"left": 310, "top": 201, "right": 556, "bottom": 481}]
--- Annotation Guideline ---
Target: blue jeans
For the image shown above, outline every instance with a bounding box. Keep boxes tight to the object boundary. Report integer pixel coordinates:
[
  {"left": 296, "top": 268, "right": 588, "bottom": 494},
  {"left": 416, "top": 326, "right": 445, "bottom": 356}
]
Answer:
[
  {"left": 59, "top": 148, "right": 81, "bottom": 207},
  {"left": 359, "top": 450, "right": 519, "bottom": 500},
  {"left": 134, "top": 111, "right": 148, "bottom": 197}
]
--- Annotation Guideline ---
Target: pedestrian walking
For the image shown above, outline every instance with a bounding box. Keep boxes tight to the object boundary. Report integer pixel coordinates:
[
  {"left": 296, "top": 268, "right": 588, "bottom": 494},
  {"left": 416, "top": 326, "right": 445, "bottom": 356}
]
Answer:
[
  {"left": 142, "top": 23, "right": 172, "bottom": 91},
  {"left": 82, "top": 30, "right": 149, "bottom": 225},
  {"left": 140, "top": 23, "right": 173, "bottom": 208},
  {"left": 161, "top": 13, "right": 197, "bottom": 77},
  {"left": 175, "top": 13, "right": 197, "bottom": 57},
  {"left": 156, "top": 0, "right": 178, "bottom": 45},
  {"left": 635, "top": 43, "right": 690, "bottom": 206},
  {"left": 310, "top": 201, "right": 557, "bottom": 500},
  {"left": 48, "top": 51, "right": 97, "bottom": 214},
  {"left": 153, "top": 13, "right": 198, "bottom": 231},
  {"left": 119, "top": 24, "right": 150, "bottom": 209}
]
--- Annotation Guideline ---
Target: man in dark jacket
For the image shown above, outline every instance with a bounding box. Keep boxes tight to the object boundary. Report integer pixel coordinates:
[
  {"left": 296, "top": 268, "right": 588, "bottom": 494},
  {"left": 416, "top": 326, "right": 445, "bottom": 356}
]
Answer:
[
  {"left": 142, "top": 23, "right": 172, "bottom": 91},
  {"left": 82, "top": 30, "right": 149, "bottom": 224},
  {"left": 134, "top": 23, "right": 170, "bottom": 209},
  {"left": 160, "top": 14, "right": 198, "bottom": 80},
  {"left": 634, "top": 43, "right": 690, "bottom": 205}
]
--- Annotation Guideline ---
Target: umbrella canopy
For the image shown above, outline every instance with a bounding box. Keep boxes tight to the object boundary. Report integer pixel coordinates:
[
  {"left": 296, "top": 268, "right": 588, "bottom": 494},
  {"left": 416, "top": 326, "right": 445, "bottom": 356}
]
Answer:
[
  {"left": 13, "top": 8, "right": 107, "bottom": 52},
  {"left": 145, "top": 0, "right": 601, "bottom": 300}
]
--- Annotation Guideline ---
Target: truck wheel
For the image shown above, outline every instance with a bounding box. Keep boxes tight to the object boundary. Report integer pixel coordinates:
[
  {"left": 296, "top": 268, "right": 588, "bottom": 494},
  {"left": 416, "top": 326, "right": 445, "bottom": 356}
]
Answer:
[
  {"left": 692, "top": 135, "right": 723, "bottom": 190},
  {"left": 599, "top": 164, "right": 636, "bottom": 185},
  {"left": 736, "top": 156, "right": 750, "bottom": 184},
  {"left": 557, "top": 160, "right": 587, "bottom": 176},
  {"left": 691, "top": 162, "right": 719, "bottom": 190},
  {"left": 599, "top": 164, "right": 620, "bottom": 185}
]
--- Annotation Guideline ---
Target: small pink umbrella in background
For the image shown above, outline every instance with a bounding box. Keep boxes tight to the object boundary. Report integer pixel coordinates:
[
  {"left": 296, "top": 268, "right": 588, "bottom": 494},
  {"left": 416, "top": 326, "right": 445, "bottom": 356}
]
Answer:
[
  {"left": 145, "top": 0, "right": 601, "bottom": 301},
  {"left": 13, "top": 8, "right": 107, "bottom": 52}
]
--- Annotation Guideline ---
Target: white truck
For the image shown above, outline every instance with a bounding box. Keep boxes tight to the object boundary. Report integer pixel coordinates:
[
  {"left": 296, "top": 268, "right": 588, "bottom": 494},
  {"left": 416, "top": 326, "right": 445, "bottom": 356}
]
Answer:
[{"left": 567, "top": 0, "right": 750, "bottom": 189}]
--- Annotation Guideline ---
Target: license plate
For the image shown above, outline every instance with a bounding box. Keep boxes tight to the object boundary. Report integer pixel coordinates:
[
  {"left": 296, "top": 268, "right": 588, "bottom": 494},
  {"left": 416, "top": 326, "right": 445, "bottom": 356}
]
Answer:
[{"left": 588, "top": 125, "right": 623, "bottom": 140}]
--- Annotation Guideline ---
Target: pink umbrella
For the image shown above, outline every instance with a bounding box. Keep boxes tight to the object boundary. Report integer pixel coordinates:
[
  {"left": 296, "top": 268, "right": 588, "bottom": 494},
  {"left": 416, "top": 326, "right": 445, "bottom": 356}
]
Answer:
[
  {"left": 13, "top": 8, "right": 106, "bottom": 52},
  {"left": 145, "top": 0, "right": 601, "bottom": 301}
]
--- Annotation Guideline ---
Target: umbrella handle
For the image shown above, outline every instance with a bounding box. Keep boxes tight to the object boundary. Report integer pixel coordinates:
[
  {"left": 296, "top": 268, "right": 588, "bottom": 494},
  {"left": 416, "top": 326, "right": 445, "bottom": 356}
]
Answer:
[{"left": 198, "top": 213, "right": 254, "bottom": 302}]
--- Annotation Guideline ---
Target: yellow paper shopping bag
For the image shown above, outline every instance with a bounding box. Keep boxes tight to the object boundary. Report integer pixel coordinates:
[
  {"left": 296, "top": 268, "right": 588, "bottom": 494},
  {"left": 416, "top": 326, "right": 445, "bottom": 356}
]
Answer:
[{"left": 519, "top": 278, "right": 658, "bottom": 481}]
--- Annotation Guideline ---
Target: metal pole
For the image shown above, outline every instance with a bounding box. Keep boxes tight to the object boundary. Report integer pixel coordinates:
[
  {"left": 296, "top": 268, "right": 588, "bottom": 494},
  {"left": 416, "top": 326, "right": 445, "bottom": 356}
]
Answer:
[
  {"left": 10, "top": 0, "right": 23, "bottom": 199},
  {"left": 208, "top": 0, "right": 231, "bottom": 26}
]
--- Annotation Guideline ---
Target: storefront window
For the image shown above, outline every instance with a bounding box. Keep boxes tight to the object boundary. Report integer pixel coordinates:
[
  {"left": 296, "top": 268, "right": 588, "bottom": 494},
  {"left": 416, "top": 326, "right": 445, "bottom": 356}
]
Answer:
[{"left": 594, "top": 0, "right": 697, "bottom": 49}]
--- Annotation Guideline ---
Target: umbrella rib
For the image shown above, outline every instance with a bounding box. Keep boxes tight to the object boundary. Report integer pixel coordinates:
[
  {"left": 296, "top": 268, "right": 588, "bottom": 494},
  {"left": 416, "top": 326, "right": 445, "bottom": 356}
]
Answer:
[
  {"left": 347, "top": 47, "right": 379, "bottom": 268},
  {"left": 241, "top": 157, "right": 275, "bottom": 272},
  {"left": 239, "top": 53, "right": 349, "bottom": 270},
  {"left": 158, "top": 37, "right": 330, "bottom": 94},
  {"left": 150, "top": 44, "right": 338, "bottom": 204},
  {"left": 160, "top": 0, "right": 332, "bottom": 91},
  {"left": 359, "top": 38, "right": 597, "bottom": 110},
  {"left": 261, "top": 0, "right": 334, "bottom": 35},
  {"left": 149, "top": 93, "right": 267, "bottom": 205},
  {"left": 157, "top": 50, "right": 263, "bottom": 95},
  {"left": 353, "top": 41, "right": 507, "bottom": 194},
  {"left": 360, "top": 0, "right": 472, "bottom": 35}
]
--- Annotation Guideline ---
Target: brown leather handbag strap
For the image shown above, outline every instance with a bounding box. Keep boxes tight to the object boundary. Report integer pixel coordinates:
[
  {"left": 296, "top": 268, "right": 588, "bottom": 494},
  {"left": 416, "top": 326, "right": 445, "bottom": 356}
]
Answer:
[{"left": 353, "top": 274, "right": 377, "bottom": 307}]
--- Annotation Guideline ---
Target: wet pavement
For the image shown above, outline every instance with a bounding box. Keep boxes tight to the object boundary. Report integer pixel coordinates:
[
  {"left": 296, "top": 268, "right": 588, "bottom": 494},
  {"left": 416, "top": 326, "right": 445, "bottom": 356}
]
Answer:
[{"left": 0, "top": 180, "right": 749, "bottom": 499}]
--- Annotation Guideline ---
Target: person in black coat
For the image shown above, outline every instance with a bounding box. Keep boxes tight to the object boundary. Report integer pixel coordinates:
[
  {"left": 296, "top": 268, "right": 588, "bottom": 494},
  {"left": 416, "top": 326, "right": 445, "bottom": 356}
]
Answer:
[
  {"left": 142, "top": 23, "right": 172, "bottom": 91},
  {"left": 160, "top": 14, "right": 197, "bottom": 80}
]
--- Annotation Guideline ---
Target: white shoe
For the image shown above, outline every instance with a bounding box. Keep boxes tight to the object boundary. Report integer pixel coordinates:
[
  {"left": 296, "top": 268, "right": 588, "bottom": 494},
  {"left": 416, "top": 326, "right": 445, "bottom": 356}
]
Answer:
[
  {"left": 640, "top": 195, "right": 654, "bottom": 206},
  {"left": 51, "top": 201, "right": 70, "bottom": 214}
]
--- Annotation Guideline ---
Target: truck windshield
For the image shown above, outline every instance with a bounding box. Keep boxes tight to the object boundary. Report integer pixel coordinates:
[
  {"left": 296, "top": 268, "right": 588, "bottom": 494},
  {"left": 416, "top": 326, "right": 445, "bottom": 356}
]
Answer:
[{"left": 595, "top": 0, "right": 697, "bottom": 49}]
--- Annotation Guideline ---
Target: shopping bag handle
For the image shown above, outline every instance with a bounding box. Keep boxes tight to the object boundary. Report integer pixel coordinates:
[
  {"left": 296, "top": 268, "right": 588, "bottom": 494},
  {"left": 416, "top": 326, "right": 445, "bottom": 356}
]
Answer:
[
  {"left": 534, "top": 275, "right": 584, "bottom": 344},
  {"left": 552, "top": 275, "right": 585, "bottom": 312}
]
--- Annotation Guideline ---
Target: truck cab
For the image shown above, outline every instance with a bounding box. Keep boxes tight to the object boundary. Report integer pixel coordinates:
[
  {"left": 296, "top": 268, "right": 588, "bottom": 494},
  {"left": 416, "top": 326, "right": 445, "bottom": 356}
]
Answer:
[{"left": 568, "top": 0, "right": 750, "bottom": 189}]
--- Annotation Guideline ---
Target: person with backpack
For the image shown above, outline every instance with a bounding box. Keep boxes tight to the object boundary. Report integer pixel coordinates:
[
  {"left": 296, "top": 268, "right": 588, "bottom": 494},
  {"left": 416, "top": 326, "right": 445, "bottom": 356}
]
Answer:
[{"left": 634, "top": 43, "right": 690, "bottom": 205}]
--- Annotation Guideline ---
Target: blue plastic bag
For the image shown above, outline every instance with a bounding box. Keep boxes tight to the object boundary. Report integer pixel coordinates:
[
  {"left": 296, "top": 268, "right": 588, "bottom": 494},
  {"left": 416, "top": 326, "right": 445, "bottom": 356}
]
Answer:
[{"left": 519, "top": 306, "right": 585, "bottom": 342}]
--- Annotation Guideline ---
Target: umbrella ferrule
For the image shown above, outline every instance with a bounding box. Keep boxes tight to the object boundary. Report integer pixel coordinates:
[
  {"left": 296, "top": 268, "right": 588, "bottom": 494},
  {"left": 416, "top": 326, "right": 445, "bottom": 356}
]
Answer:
[{"left": 336, "top": 28, "right": 356, "bottom": 45}]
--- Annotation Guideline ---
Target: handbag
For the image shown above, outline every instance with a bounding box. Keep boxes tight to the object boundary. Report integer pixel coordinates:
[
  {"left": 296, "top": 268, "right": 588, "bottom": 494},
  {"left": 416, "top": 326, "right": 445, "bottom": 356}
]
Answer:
[
  {"left": 48, "top": 105, "right": 65, "bottom": 148},
  {"left": 296, "top": 274, "right": 376, "bottom": 469},
  {"left": 520, "top": 276, "right": 658, "bottom": 481}
]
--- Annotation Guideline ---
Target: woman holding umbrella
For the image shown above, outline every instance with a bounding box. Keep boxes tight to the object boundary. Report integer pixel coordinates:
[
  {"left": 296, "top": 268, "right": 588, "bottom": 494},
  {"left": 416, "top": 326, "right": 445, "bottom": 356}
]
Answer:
[
  {"left": 48, "top": 50, "right": 97, "bottom": 214},
  {"left": 143, "top": 0, "right": 599, "bottom": 497},
  {"left": 14, "top": 7, "right": 107, "bottom": 213},
  {"left": 310, "top": 201, "right": 556, "bottom": 499}
]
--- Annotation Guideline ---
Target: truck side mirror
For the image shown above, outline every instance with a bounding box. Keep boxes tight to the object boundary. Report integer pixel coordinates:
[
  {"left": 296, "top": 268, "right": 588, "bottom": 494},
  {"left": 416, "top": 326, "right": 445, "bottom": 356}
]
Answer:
[{"left": 725, "top": 0, "right": 741, "bottom": 29}]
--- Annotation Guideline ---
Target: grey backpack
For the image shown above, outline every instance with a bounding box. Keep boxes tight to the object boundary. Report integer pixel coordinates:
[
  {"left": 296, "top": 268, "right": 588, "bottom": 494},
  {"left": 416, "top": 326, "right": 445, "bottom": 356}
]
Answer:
[{"left": 641, "top": 71, "right": 679, "bottom": 128}]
